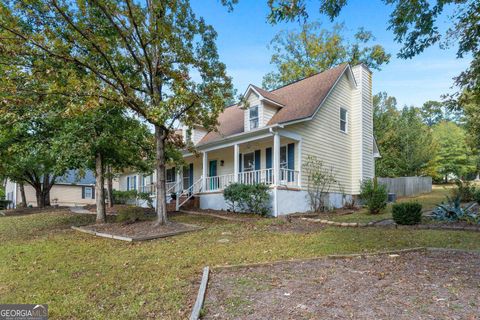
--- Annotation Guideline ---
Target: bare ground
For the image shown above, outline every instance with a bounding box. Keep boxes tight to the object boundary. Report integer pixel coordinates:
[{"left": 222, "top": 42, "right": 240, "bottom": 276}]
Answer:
[
  {"left": 80, "top": 220, "right": 201, "bottom": 239},
  {"left": 204, "top": 250, "right": 480, "bottom": 320}
]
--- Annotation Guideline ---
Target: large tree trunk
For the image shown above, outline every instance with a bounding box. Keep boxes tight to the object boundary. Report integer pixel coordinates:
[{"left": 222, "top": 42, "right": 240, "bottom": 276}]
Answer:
[
  {"left": 19, "top": 182, "right": 27, "bottom": 208},
  {"left": 42, "top": 175, "right": 52, "bottom": 206},
  {"left": 34, "top": 186, "right": 45, "bottom": 208},
  {"left": 106, "top": 166, "right": 114, "bottom": 208},
  {"left": 95, "top": 152, "right": 106, "bottom": 223},
  {"left": 155, "top": 125, "right": 167, "bottom": 225}
]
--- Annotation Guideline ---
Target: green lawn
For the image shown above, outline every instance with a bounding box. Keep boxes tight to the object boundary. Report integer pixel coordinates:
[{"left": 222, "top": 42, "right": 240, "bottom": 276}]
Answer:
[
  {"left": 324, "top": 184, "right": 453, "bottom": 223},
  {"left": 1, "top": 201, "right": 479, "bottom": 319}
]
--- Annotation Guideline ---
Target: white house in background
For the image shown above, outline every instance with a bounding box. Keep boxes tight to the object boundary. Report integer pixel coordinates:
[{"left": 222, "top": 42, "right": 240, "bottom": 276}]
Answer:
[{"left": 119, "top": 63, "right": 380, "bottom": 216}]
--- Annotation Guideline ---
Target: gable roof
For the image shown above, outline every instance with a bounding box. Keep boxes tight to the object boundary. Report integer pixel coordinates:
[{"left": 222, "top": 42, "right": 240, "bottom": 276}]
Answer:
[
  {"left": 198, "top": 63, "right": 349, "bottom": 145},
  {"left": 249, "top": 85, "right": 286, "bottom": 107},
  {"left": 56, "top": 169, "right": 95, "bottom": 186}
]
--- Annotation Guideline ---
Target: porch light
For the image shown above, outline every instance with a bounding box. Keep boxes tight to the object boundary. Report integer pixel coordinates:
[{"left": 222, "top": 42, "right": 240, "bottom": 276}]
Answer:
[{"left": 220, "top": 160, "right": 224, "bottom": 166}]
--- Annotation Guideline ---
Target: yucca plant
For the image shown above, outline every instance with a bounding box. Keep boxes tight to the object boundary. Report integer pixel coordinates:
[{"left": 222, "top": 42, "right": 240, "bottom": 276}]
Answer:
[{"left": 431, "top": 194, "right": 479, "bottom": 224}]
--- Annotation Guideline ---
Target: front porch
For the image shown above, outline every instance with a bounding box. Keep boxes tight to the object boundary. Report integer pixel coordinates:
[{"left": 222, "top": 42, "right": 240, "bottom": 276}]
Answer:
[{"left": 185, "top": 132, "right": 302, "bottom": 194}]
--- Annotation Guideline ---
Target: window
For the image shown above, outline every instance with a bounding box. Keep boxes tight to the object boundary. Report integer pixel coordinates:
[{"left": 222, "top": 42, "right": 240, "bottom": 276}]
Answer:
[
  {"left": 84, "top": 187, "right": 93, "bottom": 199},
  {"left": 243, "top": 152, "right": 255, "bottom": 171},
  {"left": 249, "top": 105, "right": 259, "bottom": 129},
  {"left": 127, "top": 176, "right": 137, "bottom": 191},
  {"left": 166, "top": 168, "right": 176, "bottom": 182},
  {"left": 280, "top": 146, "right": 288, "bottom": 169},
  {"left": 340, "top": 108, "right": 348, "bottom": 133}
]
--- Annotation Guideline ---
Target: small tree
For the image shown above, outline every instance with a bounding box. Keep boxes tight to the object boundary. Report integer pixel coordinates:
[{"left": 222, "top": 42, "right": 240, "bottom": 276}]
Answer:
[
  {"left": 359, "top": 179, "right": 388, "bottom": 214},
  {"left": 302, "top": 155, "right": 337, "bottom": 212}
]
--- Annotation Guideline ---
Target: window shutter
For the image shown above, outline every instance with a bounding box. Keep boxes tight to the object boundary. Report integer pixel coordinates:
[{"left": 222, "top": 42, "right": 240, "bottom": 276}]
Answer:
[
  {"left": 238, "top": 153, "right": 242, "bottom": 172},
  {"left": 172, "top": 167, "right": 176, "bottom": 182},
  {"left": 265, "top": 148, "right": 272, "bottom": 169},
  {"left": 287, "top": 143, "right": 295, "bottom": 170},
  {"left": 92, "top": 187, "right": 95, "bottom": 199},
  {"left": 81, "top": 186, "right": 85, "bottom": 199},
  {"left": 188, "top": 163, "right": 194, "bottom": 188},
  {"left": 287, "top": 143, "right": 295, "bottom": 182},
  {"left": 133, "top": 176, "right": 137, "bottom": 190},
  {"left": 254, "top": 150, "right": 261, "bottom": 170},
  {"left": 127, "top": 177, "right": 130, "bottom": 191}
]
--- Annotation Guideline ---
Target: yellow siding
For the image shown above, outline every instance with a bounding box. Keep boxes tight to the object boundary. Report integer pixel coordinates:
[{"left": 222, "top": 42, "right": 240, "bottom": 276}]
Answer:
[
  {"left": 22, "top": 184, "right": 96, "bottom": 207},
  {"left": 287, "top": 73, "right": 354, "bottom": 194}
]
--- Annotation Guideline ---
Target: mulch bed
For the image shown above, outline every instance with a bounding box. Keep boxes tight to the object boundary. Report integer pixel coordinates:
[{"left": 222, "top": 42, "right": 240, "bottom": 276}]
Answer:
[
  {"left": 0, "top": 206, "right": 68, "bottom": 217},
  {"left": 204, "top": 250, "right": 480, "bottom": 319},
  {"left": 84, "top": 204, "right": 155, "bottom": 215},
  {"left": 73, "top": 220, "right": 202, "bottom": 241}
]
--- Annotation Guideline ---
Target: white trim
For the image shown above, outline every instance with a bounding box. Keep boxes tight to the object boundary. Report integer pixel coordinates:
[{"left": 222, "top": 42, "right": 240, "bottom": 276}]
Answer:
[
  {"left": 340, "top": 107, "right": 348, "bottom": 133},
  {"left": 233, "top": 144, "right": 239, "bottom": 182},
  {"left": 244, "top": 85, "right": 285, "bottom": 108},
  {"left": 297, "top": 140, "right": 302, "bottom": 187}
]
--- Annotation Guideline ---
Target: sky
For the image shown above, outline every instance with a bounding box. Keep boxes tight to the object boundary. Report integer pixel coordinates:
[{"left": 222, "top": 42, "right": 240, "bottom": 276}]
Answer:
[{"left": 191, "top": 0, "right": 470, "bottom": 108}]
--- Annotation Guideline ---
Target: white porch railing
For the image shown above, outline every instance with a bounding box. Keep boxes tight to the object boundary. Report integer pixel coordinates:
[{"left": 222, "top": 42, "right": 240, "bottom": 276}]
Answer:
[
  {"left": 140, "top": 182, "right": 177, "bottom": 196},
  {"left": 238, "top": 168, "right": 274, "bottom": 185},
  {"left": 205, "top": 173, "right": 235, "bottom": 192},
  {"left": 203, "top": 168, "right": 300, "bottom": 192},
  {"left": 279, "top": 168, "right": 300, "bottom": 187}
]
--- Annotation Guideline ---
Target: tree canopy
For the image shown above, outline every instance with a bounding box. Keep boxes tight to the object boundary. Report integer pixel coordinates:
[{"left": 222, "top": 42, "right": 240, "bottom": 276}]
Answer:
[
  {"left": 262, "top": 22, "right": 390, "bottom": 89},
  {"left": 373, "top": 92, "right": 436, "bottom": 177},
  {"left": 0, "top": 0, "right": 233, "bottom": 224}
]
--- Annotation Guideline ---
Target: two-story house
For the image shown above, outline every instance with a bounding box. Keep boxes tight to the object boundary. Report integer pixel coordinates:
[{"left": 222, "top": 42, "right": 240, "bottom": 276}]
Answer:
[{"left": 119, "top": 63, "right": 380, "bottom": 216}]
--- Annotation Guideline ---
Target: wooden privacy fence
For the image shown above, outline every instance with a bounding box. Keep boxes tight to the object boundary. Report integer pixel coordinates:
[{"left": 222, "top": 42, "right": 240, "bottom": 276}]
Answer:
[{"left": 377, "top": 176, "right": 432, "bottom": 197}]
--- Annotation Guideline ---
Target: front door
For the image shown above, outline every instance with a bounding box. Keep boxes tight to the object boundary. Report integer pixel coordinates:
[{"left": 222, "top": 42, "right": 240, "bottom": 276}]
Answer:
[
  {"left": 183, "top": 164, "right": 194, "bottom": 190},
  {"left": 209, "top": 160, "right": 217, "bottom": 190}
]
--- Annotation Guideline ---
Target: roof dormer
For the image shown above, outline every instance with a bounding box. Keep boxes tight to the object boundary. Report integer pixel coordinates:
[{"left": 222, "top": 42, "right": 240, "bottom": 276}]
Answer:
[{"left": 243, "top": 85, "right": 285, "bottom": 131}]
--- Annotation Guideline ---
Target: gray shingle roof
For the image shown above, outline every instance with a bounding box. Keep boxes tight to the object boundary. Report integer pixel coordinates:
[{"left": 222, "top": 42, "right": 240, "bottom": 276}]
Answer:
[{"left": 56, "top": 169, "right": 95, "bottom": 185}]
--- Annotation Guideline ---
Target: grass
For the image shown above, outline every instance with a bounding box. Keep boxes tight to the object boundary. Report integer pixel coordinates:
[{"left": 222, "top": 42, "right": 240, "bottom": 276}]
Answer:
[
  {"left": 1, "top": 197, "right": 479, "bottom": 319},
  {"left": 324, "top": 184, "right": 453, "bottom": 223}
]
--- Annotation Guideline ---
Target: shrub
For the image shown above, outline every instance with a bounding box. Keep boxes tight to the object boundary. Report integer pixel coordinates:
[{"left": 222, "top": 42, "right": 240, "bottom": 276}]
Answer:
[
  {"left": 474, "top": 189, "right": 480, "bottom": 205},
  {"left": 392, "top": 202, "right": 423, "bottom": 225},
  {"left": 302, "top": 155, "right": 338, "bottom": 212},
  {"left": 359, "top": 179, "right": 387, "bottom": 214},
  {"left": 116, "top": 206, "right": 145, "bottom": 224},
  {"left": 451, "top": 179, "right": 477, "bottom": 202},
  {"left": 112, "top": 190, "right": 138, "bottom": 205},
  {"left": 137, "top": 192, "right": 154, "bottom": 208},
  {"left": 0, "top": 199, "right": 11, "bottom": 210},
  {"left": 223, "top": 183, "right": 271, "bottom": 216}
]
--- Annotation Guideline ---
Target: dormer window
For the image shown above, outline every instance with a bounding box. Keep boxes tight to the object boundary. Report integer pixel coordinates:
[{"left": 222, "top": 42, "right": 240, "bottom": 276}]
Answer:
[{"left": 249, "top": 105, "right": 259, "bottom": 129}]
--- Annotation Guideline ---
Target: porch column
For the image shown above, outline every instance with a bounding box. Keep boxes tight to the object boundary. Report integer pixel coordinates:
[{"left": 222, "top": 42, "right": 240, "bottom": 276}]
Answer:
[
  {"left": 176, "top": 167, "right": 183, "bottom": 193},
  {"left": 273, "top": 132, "right": 280, "bottom": 185},
  {"left": 202, "top": 151, "right": 208, "bottom": 191},
  {"left": 298, "top": 140, "right": 302, "bottom": 187},
  {"left": 233, "top": 144, "right": 239, "bottom": 182}
]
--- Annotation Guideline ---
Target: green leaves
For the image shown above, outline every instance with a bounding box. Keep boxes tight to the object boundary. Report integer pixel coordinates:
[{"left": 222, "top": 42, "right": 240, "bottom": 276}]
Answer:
[{"left": 262, "top": 22, "right": 390, "bottom": 89}]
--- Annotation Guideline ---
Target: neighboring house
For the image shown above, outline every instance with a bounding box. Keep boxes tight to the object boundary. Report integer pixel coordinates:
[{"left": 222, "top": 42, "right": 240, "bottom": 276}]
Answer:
[
  {"left": 119, "top": 64, "right": 380, "bottom": 216},
  {"left": 4, "top": 170, "right": 115, "bottom": 208}
]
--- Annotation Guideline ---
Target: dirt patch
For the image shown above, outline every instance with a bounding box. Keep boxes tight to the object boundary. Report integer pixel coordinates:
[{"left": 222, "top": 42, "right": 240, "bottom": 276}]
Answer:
[
  {"left": 181, "top": 209, "right": 264, "bottom": 222},
  {"left": 77, "top": 220, "right": 201, "bottom": 240},
  {"left": 204, "top": 250, "right": 480, "bottom": 319}
]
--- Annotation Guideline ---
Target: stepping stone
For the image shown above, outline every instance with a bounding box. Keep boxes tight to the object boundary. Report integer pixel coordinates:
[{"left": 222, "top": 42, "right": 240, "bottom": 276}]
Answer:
[
  {"left": 217, "top": 238, "right": 230, "bottom": 243},
  {"left": 374, "top": 219, "right": 396, "bottom": 226}
]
